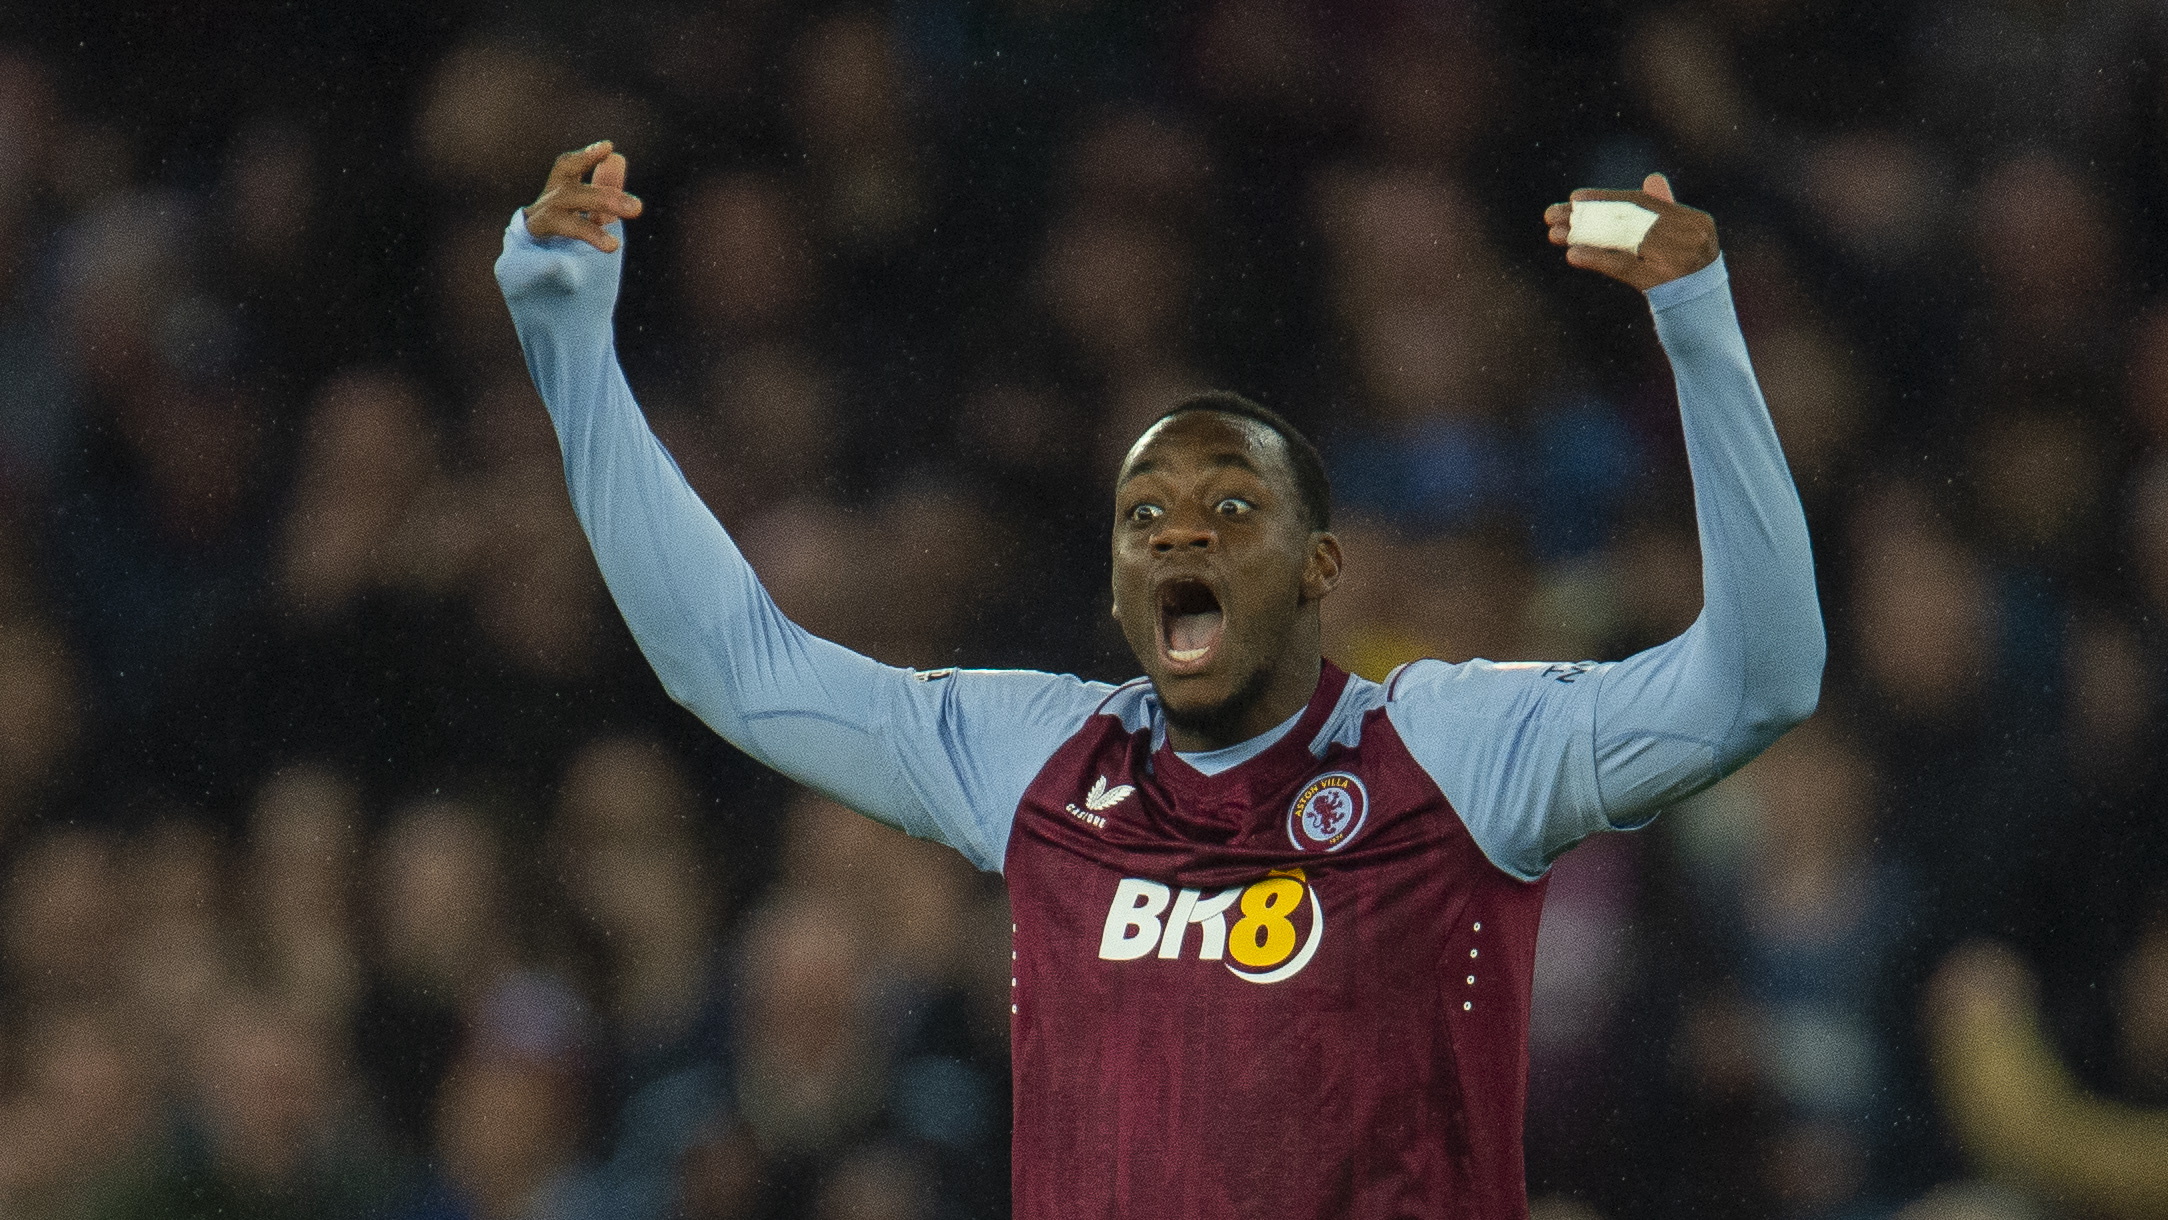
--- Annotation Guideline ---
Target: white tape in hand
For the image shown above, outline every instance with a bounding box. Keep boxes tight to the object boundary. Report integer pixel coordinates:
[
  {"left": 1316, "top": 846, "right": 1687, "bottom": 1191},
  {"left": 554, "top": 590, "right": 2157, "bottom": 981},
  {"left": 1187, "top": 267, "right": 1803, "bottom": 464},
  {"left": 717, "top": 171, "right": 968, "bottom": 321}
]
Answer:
[{"left": 1568, "top": 200, "right": 1659, "bottom": 254}]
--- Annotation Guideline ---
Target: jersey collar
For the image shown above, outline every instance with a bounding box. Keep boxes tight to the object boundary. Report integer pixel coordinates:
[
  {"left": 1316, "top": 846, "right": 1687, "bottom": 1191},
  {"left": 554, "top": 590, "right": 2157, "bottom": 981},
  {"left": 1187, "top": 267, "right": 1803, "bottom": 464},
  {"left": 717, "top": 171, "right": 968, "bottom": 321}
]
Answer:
[{"left": 1149, "top": 661, "right": 1351, "bottom": 816}]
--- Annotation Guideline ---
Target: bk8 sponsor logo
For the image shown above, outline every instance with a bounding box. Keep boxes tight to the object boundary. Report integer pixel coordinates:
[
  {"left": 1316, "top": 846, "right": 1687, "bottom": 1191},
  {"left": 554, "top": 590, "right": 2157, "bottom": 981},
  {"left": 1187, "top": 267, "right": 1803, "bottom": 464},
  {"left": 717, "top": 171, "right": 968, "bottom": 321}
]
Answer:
[{"left": 1096, "top": 869, "right": 1323, "bottom": 984}]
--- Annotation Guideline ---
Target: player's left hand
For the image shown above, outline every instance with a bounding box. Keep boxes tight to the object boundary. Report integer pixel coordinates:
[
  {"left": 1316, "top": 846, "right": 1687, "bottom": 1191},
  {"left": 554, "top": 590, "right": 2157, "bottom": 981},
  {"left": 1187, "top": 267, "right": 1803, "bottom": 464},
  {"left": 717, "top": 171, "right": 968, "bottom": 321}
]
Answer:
[{"left": 1543, "top": 173, "right": 1719, "bottom": 292}]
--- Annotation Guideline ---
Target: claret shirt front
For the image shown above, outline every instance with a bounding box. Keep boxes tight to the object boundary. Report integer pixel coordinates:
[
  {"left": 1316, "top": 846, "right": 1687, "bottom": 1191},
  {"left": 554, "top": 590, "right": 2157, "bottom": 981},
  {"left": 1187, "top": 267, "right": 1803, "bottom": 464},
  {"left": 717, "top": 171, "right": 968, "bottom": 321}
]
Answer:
[
  {"left": 1007, "top": 664, "right": 1547, "bottom": 1217},
  {"left": 496, "top": 209, "right": 1824, "bottom": 1219}
]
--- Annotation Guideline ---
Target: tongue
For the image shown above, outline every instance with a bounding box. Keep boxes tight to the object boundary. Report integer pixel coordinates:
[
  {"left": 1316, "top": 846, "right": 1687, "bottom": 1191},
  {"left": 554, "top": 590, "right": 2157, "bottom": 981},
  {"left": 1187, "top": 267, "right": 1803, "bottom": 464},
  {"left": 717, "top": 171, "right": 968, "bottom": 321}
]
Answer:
[{"left": 1168, "top": 610, "right": 1223, "bottom": 657}]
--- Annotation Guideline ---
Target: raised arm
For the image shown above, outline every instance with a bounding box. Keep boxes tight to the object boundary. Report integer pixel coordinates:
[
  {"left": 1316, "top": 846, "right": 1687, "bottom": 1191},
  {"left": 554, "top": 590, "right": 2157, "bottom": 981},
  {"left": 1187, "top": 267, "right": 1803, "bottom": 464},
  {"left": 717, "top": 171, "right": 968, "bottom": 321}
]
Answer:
[
  {"left": 1387, "top": 175, "right": 1824, "bottom": 879},
  {"left": 1568, "top": 178, "right": 1824, "bottom": 818},
  {"left": 496, "top": 144, "right": 1104, "bottom": 869}
]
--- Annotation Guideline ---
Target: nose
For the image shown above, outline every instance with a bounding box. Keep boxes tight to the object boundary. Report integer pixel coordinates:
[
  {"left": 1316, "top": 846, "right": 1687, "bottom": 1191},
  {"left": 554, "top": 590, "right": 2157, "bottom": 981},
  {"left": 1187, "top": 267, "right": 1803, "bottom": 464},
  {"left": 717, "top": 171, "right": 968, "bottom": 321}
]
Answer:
[{"left": 1151, "top": 519, "right": 1216, "bottom": 554}]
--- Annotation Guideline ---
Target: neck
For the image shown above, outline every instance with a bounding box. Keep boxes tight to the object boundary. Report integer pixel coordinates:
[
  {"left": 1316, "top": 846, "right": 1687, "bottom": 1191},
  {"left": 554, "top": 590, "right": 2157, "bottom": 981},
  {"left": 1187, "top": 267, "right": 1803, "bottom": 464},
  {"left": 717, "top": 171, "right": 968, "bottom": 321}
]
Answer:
[{"left": 1165, "top": 652, "right": 1323, "bottom": 753}]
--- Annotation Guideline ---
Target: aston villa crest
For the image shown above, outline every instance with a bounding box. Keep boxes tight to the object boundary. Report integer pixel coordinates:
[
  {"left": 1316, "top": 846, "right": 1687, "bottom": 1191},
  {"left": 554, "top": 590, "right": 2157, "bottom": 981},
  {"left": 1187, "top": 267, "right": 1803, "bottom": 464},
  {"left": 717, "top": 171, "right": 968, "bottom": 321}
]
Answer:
[{"left": 1286, "top": 772, "right": 1368, "bottom": 852}]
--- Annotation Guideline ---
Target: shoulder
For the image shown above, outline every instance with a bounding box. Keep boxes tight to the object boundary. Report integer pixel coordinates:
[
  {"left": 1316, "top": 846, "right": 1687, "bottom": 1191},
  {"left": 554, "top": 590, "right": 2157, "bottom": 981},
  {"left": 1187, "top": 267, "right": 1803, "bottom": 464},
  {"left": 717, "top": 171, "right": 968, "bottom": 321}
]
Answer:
[
  {"left": 1377, "top": 659, "right": 1615, "bottom": 881},
  {"left": 898, "top": 666, "right": 1121, "bottom": 737},
  {"left": 880, "top": 668, "right": 1124, "bottom": 873},
  {"left": 1087, "top": 676, "right": 1158, "bottom": 735},
  {"left": 1385, "top": 657, "right": 1610, "bottom": 705},
  {"left": 1381, "top": 656, "right": 1614, "bottom": 743}
]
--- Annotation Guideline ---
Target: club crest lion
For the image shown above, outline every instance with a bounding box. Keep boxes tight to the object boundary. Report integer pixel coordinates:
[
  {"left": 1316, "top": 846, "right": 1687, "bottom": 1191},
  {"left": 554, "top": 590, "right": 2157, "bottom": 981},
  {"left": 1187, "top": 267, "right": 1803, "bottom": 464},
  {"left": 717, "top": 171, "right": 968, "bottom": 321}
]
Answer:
[{"left": 1286, "top": 772, "right": 1368, "bottom": 852}]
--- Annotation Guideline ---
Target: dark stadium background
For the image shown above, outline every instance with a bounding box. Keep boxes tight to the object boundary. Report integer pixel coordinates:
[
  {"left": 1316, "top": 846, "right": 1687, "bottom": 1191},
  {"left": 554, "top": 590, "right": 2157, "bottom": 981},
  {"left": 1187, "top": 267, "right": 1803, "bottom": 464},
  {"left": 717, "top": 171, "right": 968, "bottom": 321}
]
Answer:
[{"left": 0, "top": 2, "right": 2164, "bottom": 1218}]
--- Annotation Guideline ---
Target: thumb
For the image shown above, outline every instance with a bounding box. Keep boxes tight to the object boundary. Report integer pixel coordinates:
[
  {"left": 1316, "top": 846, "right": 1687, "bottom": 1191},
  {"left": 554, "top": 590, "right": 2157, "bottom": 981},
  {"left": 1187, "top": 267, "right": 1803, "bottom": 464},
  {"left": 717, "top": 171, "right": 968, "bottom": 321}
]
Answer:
[
  {"left": 593, "top": 151, "right": 628, "bottom": 193},
  {"left": 1642, "top": 172, "right": 1676, "bottom": 203}
]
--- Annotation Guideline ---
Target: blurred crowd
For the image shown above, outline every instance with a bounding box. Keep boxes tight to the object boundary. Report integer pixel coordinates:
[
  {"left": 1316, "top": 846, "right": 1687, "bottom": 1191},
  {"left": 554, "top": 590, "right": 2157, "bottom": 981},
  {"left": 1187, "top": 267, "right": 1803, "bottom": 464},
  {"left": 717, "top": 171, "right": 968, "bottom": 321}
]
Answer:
[{"left": 2, "top": 1, "right": 2167, "bottom": 1218}]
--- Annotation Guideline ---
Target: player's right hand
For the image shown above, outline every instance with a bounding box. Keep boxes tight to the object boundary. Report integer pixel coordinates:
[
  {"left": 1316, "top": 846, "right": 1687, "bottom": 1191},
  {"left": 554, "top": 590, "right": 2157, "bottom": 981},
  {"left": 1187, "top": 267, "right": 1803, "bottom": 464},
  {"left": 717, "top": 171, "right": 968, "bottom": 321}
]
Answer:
[{"left": 525, "top": 141, "right": 644, "bottom": 253}]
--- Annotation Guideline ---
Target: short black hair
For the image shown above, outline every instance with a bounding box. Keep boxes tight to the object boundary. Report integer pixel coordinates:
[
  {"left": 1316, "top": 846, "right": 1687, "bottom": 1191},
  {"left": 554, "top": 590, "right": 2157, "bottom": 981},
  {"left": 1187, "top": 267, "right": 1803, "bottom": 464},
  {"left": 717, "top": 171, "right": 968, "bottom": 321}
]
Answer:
[{"left": 1148, "top": 390, "right": 1333, "bottom": 533}]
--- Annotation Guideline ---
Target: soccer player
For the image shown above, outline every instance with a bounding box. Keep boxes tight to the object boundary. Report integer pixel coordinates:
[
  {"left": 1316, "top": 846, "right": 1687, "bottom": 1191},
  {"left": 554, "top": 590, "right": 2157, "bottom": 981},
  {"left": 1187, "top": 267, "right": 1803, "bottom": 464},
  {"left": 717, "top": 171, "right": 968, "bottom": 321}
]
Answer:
[{"left": 497, "top": 142, "right": 1822, "bottom": 1218}]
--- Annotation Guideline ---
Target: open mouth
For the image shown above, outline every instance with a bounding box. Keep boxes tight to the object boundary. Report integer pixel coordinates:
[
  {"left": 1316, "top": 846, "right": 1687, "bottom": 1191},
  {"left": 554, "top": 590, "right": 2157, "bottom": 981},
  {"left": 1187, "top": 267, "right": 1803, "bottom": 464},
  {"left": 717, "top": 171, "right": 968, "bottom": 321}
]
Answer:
[{"left": 1158, "top": 579, "right": 1224, "bottom": 669}]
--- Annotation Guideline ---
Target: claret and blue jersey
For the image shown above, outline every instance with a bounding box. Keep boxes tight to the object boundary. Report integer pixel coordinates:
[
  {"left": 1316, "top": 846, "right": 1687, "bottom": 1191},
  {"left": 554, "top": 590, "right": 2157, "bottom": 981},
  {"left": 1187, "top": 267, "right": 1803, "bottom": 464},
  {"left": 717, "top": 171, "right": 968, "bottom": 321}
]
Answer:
[
  {"left": 496, "top": 207, "right": 1824, "bottom": 1219},
  {"left": 1005, "top": 663, "right": 1551, "bottom": 1218}
]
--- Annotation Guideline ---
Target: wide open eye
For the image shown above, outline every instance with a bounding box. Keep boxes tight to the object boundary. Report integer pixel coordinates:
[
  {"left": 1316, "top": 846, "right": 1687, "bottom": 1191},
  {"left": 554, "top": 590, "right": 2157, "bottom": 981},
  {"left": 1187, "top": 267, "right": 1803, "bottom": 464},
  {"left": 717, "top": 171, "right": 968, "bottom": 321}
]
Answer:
[
  {"left": 1216, "top": 497, "right": 1253, "bottom": 517},
  {"left": 1128, "top": 503, "right": 1164, "bottom": 525}
]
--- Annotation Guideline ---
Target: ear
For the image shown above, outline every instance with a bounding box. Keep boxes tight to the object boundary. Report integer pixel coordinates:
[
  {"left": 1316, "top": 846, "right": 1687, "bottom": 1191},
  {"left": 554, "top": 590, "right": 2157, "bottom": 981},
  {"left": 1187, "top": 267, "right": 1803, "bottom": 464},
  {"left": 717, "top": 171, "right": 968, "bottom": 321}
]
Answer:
[{"left": 1302, "top": 532, "right": 1343, "bottom": 602}]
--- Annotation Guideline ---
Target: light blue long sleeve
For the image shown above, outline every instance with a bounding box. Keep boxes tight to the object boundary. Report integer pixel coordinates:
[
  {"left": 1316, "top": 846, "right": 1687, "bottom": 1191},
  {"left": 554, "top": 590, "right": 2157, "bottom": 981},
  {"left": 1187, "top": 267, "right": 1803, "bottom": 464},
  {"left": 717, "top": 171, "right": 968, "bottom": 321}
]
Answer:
[
  {"left": 1386, "top": 256, "right": 1825, "bottom": 880},
  {"left": 494, "top": 211, "right": 1108, "bottom": 871},
  {"left": 499, "top": 210, "right": 1818, "bottom": 883}
]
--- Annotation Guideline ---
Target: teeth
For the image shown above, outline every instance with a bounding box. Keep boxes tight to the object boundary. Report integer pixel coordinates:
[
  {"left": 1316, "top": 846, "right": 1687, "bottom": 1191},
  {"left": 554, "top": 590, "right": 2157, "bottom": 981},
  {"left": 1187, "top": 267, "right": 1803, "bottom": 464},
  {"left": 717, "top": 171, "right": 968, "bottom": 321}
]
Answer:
[{"left": 1169, "top": 647, "right": 1208, "bottom": 662}]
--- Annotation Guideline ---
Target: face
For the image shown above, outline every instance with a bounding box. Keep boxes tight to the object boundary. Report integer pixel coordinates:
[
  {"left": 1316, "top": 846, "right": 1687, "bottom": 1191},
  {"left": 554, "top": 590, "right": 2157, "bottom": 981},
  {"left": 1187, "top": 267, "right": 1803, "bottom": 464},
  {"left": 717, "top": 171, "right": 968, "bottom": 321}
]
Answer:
[{"left": 1112, "top": 412, "right": 1340, "bottom": 740}]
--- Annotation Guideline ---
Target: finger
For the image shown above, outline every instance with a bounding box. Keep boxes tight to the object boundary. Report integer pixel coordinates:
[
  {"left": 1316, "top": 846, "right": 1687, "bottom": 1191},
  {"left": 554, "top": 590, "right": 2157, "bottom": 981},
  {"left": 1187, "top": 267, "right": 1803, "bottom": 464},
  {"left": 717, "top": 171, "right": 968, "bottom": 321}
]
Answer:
[
  {"left": 529, "top": 210, "right": 619, "bottom": 252},
  {"left": 1568, "top": 187, "right": 1662, "bottom": 205},
  {"left": 550, "top": 183, "right": 643, "bottom": 220},
  {"left": 552, "top": 215, "right": 621, "bottom": 253},
  {"left": 1564, "top": 243, "right": 1639, "bottom": 278},
  {"left": 1548, "top": 222, "right": 1571, "bottom": 246},
  {"left": 592, "top": 150, "right": 628, "bottom": 193},
  {"left": 580, "top": 224, "right": 622, "bottom": 254},
  {"left": 1543, "top": 202, "right": 1571, "bottom": 227},
  {"left": 547, "top": 141, "right": 615, "bottom": 191},
  {"left": 1642, "top": 172, "right": 1676, "bottom": 203}
]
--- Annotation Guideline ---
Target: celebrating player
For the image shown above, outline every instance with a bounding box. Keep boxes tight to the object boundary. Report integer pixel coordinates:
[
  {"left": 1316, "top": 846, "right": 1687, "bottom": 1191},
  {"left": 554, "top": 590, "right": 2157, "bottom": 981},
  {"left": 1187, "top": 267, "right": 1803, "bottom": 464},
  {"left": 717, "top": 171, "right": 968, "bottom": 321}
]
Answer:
[{"left": 497, "top": 142, "right": 1822, "bottom": 1218}]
